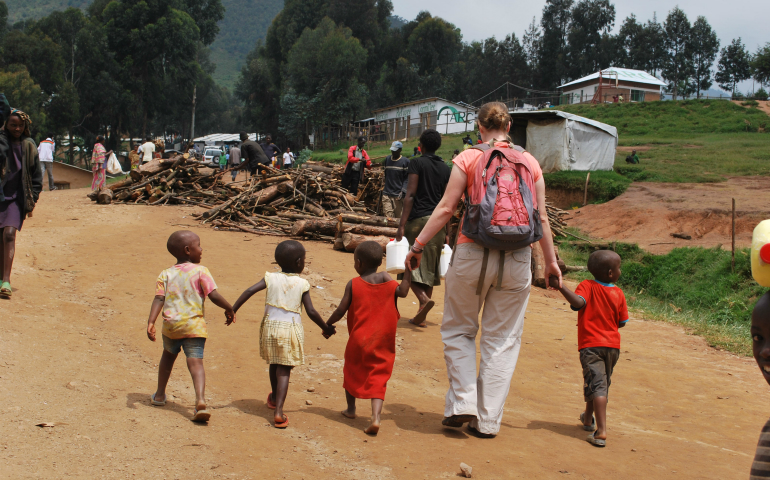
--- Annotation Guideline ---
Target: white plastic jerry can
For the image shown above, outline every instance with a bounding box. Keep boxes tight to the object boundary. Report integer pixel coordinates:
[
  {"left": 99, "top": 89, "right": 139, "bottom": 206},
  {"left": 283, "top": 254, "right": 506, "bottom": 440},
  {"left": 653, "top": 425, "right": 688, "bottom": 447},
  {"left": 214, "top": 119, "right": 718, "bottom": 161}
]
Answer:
[
  {"left": 385, "top": 237, "right": 409, "bottom": 274},
  {"left": 440, "top": 244, "right": 453, "bottom": 279},
  {"left": 752, "top": 220, "right": 770, "bottom": 287}
]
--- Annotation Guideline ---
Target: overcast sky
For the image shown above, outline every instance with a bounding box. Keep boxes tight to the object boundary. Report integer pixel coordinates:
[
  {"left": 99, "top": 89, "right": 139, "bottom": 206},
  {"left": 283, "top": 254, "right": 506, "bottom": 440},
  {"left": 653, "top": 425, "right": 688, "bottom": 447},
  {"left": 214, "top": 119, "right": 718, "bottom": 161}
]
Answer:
[{"left": 392, "top": 0, "right": 768, "bottom": 92}]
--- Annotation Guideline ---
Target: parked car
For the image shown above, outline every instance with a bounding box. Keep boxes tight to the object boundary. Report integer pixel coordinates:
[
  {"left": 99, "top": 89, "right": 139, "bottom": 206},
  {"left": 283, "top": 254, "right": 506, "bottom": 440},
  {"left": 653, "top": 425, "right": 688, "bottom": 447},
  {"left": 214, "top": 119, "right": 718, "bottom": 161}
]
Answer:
[{"left": 203, "top": 147, "right": 223, "bottom": 164}]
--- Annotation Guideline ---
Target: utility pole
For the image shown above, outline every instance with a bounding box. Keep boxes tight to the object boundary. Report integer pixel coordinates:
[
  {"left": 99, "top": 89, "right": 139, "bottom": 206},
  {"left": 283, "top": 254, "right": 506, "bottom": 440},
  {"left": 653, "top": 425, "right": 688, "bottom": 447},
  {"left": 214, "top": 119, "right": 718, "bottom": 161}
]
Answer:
[{"left": 190, "top": 84, "right": 197, "bottom": 142}]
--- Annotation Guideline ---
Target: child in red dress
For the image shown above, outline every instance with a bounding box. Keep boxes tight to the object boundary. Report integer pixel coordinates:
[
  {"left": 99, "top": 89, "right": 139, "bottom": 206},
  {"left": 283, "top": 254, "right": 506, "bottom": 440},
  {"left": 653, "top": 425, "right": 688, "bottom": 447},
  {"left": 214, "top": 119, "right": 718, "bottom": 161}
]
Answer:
[{"left": 326, "top": 241, "right": 412, "bottom": 435}]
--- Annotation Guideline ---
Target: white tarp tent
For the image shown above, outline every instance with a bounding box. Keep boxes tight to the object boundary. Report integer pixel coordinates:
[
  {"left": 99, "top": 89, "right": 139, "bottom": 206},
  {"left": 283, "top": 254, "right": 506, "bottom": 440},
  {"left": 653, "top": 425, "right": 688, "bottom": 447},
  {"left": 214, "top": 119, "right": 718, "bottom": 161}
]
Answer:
[{"left": 509, "top": 111, "right": 617, "bottom": 172}]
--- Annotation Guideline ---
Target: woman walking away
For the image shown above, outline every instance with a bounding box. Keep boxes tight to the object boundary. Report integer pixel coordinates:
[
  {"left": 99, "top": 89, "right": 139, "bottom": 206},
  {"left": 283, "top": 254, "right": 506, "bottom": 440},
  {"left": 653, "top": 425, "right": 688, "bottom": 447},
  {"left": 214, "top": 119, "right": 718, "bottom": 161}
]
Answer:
[
  {"left": 91, "top": 135, "right": 112, "bottom": 191},
  {"left": 395, "top": 129, "right": 451, "bottom": 327},
  {"left": 0, "top": 109, "right": 42, "bottom": 298},
  {"left": 404, "top": 102, "right": 562, "bottom": 438}
]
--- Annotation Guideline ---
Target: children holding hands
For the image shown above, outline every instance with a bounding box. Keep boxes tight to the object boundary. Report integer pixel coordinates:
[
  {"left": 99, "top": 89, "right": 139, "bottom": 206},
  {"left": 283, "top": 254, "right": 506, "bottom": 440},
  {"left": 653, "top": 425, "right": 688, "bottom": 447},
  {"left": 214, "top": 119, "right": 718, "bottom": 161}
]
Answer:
[
  {"left": 326, "top": 241, "right": 412, "bottom": 435},
  {"left": 231, "top": 240, "right": 336, "bottom": 428},
  {"left": 549, "top": 250, "right": 628, "bottom": 447},
  {"left": 146, "top": 230, "right": 235, "bottom": 423}
]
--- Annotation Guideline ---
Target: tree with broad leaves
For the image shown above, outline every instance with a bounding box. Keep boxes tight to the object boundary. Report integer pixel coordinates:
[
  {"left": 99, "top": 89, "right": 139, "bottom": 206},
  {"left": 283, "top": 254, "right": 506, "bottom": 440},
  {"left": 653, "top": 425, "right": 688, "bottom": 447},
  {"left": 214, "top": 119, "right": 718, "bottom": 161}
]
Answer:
[
  {"left": 539, "top": 0, "right": 573, "bottom": 89},
  {"left": 566, "top": 0, "right": 615, "bottom": 80},
  {"left": 716, "top": 38, "right": 751, "bottom": 96},
  {"left": 752, "top": 43, "right": 770, "bottom": 88}
]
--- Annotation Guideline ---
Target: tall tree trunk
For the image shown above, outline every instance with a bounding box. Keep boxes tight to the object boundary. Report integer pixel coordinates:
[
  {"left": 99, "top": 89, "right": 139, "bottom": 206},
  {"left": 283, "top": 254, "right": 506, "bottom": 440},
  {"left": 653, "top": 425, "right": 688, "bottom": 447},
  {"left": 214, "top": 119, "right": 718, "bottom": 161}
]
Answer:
[{"left": 68, "top": 127, "right": 74, "bottom": 165}]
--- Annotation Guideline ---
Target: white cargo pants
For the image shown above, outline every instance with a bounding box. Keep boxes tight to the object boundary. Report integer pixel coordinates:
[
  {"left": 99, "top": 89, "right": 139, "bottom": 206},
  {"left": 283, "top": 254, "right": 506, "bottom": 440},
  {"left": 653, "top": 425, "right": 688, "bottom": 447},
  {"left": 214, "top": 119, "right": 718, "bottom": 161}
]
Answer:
[{"left": 441, "top": 242, "right": 531, "bottom": 435}]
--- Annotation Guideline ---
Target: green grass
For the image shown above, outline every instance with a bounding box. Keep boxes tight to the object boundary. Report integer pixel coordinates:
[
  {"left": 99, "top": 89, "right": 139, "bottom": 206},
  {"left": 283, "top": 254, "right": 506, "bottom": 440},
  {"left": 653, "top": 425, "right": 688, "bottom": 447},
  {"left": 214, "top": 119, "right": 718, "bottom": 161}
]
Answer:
[
  {"left": 554, "top": 100, "right": 770, "bottom": 183},
  {"left": 558, "top": 241, "right": 764, "bottom": 356},
  {"left": 542, "top": 170, "right": 631, "bottom": 203},
  {"left": 557, "top": 99, "right": 770, "bottom": 137}
]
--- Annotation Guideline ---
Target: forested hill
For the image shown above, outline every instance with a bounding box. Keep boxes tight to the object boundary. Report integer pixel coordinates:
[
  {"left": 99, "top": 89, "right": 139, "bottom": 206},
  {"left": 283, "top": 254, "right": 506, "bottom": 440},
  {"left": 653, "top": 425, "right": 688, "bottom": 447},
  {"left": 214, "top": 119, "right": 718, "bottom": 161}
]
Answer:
[
  {"left": 209, "top": 0, "right": 282, "bottom": 89},
  {"left": 6, "top": 0, "right": 89, "bottom": 23},
  {"left": 7, "top": 0, "right": 282, "bottom": 90}
]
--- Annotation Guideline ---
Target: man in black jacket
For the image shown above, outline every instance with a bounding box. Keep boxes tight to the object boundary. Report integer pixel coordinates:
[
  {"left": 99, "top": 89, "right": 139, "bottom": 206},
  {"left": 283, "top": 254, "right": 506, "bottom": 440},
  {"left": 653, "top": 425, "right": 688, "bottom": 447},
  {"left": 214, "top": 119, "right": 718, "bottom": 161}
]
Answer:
[{"left": 238, "top": 131, "right": 269, "bottom": 175}]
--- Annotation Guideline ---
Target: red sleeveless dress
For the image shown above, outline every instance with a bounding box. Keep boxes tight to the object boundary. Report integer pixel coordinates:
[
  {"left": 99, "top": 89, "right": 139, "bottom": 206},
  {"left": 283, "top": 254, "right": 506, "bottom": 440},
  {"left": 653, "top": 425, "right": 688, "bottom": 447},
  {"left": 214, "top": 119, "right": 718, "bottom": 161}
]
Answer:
[{"left": 343, "top": 278, "right": 400, "bottom": 399}]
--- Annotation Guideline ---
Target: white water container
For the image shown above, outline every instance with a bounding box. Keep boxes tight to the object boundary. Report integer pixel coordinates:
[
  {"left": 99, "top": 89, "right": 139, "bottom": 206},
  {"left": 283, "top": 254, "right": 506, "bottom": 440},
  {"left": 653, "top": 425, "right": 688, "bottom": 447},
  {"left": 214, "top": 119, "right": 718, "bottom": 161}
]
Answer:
[
  {"left": 440, "top": 244, "right": 452, "bottom": 279},
  {"left": 385, "top": 238, "right": 409, "bottom": 274}
]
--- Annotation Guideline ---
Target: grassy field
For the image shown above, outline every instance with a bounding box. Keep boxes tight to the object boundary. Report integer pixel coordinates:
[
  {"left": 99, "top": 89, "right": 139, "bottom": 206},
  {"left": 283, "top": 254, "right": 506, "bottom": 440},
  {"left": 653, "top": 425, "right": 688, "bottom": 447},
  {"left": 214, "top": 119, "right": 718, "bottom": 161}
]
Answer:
[
  {"left": 558, "top": 240, "right": 763, "bottom": 356},
  {"left": 309, "top": 132, "right": 471, "bottom": 164},
  {"left": 558, "top": 100, "right": 770, "bottom": 183}
]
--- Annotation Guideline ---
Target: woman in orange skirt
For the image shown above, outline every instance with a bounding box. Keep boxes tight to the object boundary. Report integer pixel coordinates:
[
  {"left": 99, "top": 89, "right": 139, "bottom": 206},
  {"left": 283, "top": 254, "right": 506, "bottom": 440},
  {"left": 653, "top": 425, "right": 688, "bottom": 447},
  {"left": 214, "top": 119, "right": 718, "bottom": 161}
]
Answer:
[{"left": 326, "top": 241, "right": 411, "bottom": 435}]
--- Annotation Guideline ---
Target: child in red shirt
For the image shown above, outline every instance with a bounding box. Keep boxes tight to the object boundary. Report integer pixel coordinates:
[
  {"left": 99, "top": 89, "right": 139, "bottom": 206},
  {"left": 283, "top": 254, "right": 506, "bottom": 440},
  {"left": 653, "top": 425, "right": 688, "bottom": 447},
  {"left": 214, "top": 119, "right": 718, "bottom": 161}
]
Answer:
[{"left": 550, "top": 250, "right": 628, "bottom": 447}]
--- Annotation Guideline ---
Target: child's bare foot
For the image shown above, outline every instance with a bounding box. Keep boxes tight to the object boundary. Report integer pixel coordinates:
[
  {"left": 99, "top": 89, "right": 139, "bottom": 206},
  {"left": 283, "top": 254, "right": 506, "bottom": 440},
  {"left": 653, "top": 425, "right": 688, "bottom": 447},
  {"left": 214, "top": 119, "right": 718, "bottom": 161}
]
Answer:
[
  {"left": 364, "top": 419, "right": 380, "bottom": 435},
  {"left": 341, "top": 408, "right": 356, "bottom": 419}
]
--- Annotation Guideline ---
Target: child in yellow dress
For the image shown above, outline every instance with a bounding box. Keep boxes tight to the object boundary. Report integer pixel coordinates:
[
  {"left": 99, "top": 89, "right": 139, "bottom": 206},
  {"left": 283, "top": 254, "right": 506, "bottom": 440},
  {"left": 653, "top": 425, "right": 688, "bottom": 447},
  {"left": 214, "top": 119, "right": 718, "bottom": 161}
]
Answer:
[{"left": 232, "top": 240, "right": 335, "bottom": 428}]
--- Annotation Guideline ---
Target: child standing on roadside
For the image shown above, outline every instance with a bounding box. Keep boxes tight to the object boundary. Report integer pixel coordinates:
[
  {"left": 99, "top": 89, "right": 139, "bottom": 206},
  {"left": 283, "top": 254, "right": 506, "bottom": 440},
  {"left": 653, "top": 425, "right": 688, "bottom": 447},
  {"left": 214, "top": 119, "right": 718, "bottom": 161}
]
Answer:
[
  {"left": 326, "top": 241, "right": 412, "bottom": 435},
  {"left": 549, "top": 250, "right": 628, "bottom": 447},
  {"left": 146, "top": 230, "right": 235, "bottom": 423},
  {"left": 232, "top": 240, "right": 336, "bottom": 428},
  {"left": 750, "top": 292, "right": 770, "bottom": 479}
]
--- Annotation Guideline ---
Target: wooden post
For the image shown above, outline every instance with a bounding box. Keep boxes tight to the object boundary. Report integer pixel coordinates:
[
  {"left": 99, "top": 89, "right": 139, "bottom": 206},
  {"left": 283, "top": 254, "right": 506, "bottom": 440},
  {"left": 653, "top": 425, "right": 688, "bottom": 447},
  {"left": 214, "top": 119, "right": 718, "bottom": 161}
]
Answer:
[
  {"left": 732, "top": 198, "right": 736, "bottom": 272},
  {"left": 583, "top": 172, "right": 591, "bottom": 206}
]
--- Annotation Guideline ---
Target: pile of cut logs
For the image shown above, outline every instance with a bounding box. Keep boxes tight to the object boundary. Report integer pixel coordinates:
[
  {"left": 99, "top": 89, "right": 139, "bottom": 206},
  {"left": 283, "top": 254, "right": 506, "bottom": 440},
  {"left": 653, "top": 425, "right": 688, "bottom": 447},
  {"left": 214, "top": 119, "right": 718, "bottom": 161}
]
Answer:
[{"left": 87, "top": 155, "right": 576, "bottom": 254}]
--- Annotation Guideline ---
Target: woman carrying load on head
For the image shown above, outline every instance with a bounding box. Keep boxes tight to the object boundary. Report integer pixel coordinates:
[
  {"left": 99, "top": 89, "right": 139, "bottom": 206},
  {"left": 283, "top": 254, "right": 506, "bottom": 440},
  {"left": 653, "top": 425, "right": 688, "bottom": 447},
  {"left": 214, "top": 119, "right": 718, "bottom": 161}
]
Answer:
[
  {"left": 403, "top": 102, "right": 562, "bottom": 438},
  {"left": 91, "top": 135, "right": 112, "bottom": 191},
  {"left": 0, "top": 108, "right": 43, "bottom": 298}
]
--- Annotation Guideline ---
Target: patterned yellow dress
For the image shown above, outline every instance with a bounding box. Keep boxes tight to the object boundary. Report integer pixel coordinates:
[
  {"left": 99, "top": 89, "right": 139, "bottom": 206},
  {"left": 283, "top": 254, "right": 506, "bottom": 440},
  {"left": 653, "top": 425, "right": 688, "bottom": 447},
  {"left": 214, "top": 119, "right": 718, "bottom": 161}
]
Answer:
[{"left": 260, "top": 271, "right": 310, "bottom": 366}]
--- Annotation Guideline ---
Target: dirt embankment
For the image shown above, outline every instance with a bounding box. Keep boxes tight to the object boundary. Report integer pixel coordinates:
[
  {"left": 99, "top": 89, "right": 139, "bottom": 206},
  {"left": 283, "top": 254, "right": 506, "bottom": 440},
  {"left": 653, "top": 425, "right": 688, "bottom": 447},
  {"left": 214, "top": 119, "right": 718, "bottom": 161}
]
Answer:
[
  {"left": 0, "top": 189, "right": 767, "bottom": 479},
  {"left": 566, "top": 177, "right": 770, "bottom": 254}
]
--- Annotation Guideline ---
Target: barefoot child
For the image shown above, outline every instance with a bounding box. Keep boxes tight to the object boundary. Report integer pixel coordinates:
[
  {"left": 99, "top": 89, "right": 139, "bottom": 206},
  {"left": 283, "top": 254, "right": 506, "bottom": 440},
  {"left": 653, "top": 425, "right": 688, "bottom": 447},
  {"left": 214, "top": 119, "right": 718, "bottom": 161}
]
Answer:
[
  {"left": 146, "top": 230, "right": 235, "bottom": 422},
  {"left": 750, "top": 292, "right": 770, "bottom": 478},
  {"left": 326, "top": 241, "right": 412, "bottom": 435},
  {"left": 549, "top": 250, "right": 628, "bottom": 447},
  {"left": 232, "top": 240, "right": 335, "bottom": 428}
]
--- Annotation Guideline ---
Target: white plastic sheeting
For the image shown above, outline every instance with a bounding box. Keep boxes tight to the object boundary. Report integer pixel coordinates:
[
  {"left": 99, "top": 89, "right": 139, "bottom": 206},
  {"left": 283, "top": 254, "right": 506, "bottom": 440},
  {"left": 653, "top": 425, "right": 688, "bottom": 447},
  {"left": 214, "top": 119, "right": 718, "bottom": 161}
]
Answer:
[{"left": 516, "top": 111, "right": 617, "bottom": 172}]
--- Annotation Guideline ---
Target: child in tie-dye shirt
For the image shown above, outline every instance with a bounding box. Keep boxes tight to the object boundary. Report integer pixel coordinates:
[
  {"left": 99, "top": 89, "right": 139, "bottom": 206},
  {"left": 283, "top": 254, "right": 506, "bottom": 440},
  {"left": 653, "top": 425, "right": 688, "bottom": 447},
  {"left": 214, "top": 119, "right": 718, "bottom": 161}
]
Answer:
[{"left": 146, "top": 230, "right": 235, "bottom": 422}]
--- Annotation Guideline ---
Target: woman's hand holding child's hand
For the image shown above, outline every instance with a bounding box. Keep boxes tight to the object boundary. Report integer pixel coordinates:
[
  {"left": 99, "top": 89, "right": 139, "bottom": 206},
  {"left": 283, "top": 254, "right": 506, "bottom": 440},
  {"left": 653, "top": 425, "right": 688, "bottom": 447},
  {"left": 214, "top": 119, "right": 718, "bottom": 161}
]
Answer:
[{"left": 548, "top": 275, "right": 561, "bottom": 290}]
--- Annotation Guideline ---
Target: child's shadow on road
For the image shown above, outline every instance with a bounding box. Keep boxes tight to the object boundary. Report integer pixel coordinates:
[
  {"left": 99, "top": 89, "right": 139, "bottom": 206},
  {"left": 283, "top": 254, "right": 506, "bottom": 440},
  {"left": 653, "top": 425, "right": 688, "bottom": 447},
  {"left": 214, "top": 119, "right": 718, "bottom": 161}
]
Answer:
[
  {"left": 229, "top": 398, "right": 274, "bottom": 423},
  {"left": 301, "top": 402, "right": 468, "bottom": 439},
  {"left": 125, "top": 392, "right": 206, "bottom": 426},
  {"left": 509, "top": 419, "right": 587, "bottom": 441}
]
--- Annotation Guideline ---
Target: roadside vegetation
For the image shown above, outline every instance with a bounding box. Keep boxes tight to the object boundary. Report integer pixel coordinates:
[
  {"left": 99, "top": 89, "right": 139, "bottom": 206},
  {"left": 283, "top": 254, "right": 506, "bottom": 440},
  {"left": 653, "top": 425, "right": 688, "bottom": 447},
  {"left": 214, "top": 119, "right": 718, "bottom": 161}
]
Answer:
[{"left": 558, "top": 240, "right": 763, "bottom": 356}]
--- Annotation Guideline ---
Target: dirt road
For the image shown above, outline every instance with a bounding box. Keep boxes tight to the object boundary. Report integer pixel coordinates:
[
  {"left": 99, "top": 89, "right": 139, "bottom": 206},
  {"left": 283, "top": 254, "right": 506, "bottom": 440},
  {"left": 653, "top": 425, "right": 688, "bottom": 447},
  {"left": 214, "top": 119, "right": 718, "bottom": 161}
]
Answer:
[
  {"left": 1, "top": 189, "right": 767, "bottom": 479},
  {"left": 566, "top": 177, "right": 770, "bottom": 254}
]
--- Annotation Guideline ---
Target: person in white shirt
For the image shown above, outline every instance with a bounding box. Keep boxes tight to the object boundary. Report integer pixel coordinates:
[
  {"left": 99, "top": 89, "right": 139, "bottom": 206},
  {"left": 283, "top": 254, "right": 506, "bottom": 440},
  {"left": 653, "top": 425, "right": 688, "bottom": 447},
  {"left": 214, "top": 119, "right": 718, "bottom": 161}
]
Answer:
[
  {"left": 282, "top": 148, "right": 293, "bottom": 170},
  {"left": 37, "top": 134, "right": 56, "bottom": 191},
  {"left": 141, "top": 137, "right": 155, "bottom": 163}
]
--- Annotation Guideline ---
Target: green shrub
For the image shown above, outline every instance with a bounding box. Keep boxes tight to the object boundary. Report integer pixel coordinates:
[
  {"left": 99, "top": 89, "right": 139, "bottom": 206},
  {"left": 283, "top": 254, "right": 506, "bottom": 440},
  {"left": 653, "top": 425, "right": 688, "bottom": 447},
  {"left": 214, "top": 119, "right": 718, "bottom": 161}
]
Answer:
[
  {"left": 742, "top": 99, "right": 759, "bottom": 107},
  {"left": 543, "top": 170, "right": 631, "bottom": 203},
  {"left": 756, "top": 88, "right": 769, "bottom": 101}
]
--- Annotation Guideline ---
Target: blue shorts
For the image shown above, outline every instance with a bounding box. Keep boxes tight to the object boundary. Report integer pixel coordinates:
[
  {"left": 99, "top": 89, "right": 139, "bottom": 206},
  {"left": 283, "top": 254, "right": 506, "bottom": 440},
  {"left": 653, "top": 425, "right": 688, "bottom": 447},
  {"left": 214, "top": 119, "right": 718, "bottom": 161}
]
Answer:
[{"left": 162, "top": 335, "right": 206, "bottom": 359}]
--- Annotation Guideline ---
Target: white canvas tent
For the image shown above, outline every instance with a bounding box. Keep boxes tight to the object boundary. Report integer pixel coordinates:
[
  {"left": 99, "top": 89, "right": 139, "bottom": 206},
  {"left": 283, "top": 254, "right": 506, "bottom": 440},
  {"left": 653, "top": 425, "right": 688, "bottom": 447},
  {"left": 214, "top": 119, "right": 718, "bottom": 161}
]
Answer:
[{"left": 509, "top": 111, "right": 617, "bottom": 172}]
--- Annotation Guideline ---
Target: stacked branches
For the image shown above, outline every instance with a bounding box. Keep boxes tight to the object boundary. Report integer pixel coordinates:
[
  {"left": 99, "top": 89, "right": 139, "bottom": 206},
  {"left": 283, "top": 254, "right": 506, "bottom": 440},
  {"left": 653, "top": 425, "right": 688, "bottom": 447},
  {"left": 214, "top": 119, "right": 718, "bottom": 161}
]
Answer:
[{"left": 87, "top": 159, "right": 572, "bottom": 251}]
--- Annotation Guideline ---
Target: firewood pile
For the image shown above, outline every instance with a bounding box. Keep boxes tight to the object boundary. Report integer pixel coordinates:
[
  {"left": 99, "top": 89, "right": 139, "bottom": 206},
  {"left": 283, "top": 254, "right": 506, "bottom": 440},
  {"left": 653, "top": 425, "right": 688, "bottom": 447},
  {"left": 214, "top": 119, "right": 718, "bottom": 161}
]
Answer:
[{"left": 87, "top": 155, "right": 573, "bottom": 251}]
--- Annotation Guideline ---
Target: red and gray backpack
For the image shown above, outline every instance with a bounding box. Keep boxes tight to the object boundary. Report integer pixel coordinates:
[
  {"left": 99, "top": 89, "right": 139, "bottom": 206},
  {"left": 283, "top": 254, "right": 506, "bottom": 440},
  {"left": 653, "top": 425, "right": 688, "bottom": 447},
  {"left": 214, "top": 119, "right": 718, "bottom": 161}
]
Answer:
[{"left": 457, "top": 141, "right": 543, "bottom": 293}]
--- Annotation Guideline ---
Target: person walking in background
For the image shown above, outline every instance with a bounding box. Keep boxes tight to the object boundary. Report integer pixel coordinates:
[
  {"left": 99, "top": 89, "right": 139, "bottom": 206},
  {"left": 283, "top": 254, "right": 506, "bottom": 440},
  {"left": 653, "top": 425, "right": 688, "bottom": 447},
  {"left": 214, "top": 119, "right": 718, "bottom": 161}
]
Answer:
[
  {"left": 260, "top": 134, "right": 281, "bottom": 168},
  {"left": 91, "top": 135, "right": 112, "bottom": 191},
  {"left": 218, "top": 150, "right": 227, "bottom": 171},
  {"left": 451, "top": 149, "right": 460, "bottom": 160},
  {"left": 381, "top": 141, "right": 408, "bottom": 219},
  {"left": 403, "top": 102, "right": 562, "bottom": 438},
  {"left": 37, "top": 134, "right": 55, "bottom": 191},
  {"left": 229, "top": 144, "right": 241, "bottom": 181},
  {"left": 0, "top": 109, "right": 42, "bottom": 298},
  {"left": 140, "top": 136, "right": 155, "bottom": 164},
  {"left": 282, "top": 148, "right": 293, "bottom": 170},
  {"left": 395, "top": 129, "right": 451, "bottom": 327},
  {"left": 342, "top": 136, "right": 371, "bottom": 195}
]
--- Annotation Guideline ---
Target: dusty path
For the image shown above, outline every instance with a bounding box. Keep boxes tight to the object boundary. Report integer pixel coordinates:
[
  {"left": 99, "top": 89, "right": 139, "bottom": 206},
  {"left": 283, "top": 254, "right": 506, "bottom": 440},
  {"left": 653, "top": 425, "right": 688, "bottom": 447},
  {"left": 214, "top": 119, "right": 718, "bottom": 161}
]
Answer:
[
  {"left": 566, "top": 177, "right": 770, "bottom": 254},
  {"left": 1, "top": 189, "right": 767, "bottom": 479}
]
